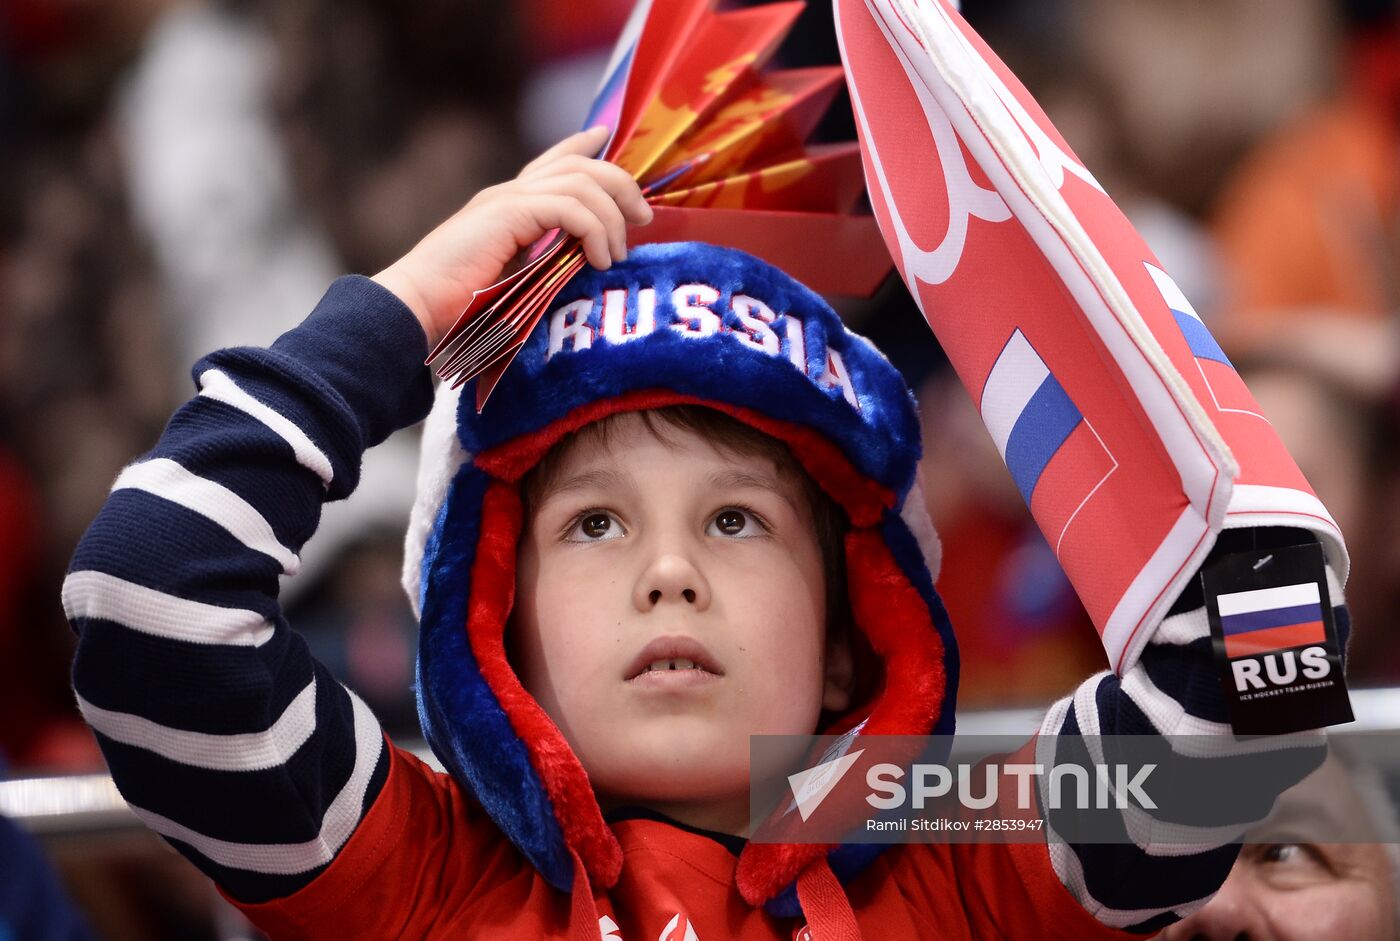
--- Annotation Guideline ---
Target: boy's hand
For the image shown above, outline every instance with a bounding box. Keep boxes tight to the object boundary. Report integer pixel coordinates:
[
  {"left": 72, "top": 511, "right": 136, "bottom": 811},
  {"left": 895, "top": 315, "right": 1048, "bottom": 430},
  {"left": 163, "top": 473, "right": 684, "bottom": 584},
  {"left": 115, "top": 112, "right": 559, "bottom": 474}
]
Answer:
[{"left": 372, "top": 126, "right": 653, "bottom": 348}]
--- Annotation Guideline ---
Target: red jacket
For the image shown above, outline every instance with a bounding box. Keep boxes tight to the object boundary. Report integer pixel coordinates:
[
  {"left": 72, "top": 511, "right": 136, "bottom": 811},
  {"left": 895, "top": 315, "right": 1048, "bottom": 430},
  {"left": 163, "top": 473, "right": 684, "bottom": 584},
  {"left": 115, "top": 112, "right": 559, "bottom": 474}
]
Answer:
[{"left": 237, "top": 746, "right": 1138, "bottom": 941}]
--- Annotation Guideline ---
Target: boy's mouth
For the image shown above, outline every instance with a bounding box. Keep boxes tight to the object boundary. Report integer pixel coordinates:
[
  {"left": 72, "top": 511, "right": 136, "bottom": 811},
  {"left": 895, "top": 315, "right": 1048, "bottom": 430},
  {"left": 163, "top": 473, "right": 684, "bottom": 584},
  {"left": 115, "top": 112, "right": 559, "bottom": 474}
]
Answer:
[
  {"left": 643, "top": 658, "right": 705, "bottom": 673},
  {"left": 624, "top": 635, "right": 725, "bottom": 680}
]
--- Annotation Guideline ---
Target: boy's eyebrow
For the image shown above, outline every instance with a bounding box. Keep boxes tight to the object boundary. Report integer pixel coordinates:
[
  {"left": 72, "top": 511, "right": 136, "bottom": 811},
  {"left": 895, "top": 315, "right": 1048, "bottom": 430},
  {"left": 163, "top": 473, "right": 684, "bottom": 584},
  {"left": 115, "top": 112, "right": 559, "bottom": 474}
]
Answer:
[
  {"left": 542, "top": 467, "right": 628, "bottom": 500},
  {"left": 707, "top": 469, "right": 802, "bottom": 512}
]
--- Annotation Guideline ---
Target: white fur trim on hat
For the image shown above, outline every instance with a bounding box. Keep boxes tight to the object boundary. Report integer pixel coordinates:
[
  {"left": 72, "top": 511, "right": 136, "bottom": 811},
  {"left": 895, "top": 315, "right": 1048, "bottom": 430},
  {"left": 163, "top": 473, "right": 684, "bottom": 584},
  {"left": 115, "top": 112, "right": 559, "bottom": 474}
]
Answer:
[
  {"left": 401, "top": 381, "right": 470, "bottom": 619},
  {"left": 899, "top": 469, "right": 943, "bottom": 584}
]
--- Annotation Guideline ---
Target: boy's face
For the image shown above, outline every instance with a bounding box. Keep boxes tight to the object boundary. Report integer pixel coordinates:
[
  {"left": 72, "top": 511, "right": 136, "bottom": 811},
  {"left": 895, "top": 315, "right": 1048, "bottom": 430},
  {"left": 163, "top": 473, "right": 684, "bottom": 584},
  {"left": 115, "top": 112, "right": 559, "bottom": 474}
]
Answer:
[{"left": 513, "top": 413, "right": 850, "bottom": 830}]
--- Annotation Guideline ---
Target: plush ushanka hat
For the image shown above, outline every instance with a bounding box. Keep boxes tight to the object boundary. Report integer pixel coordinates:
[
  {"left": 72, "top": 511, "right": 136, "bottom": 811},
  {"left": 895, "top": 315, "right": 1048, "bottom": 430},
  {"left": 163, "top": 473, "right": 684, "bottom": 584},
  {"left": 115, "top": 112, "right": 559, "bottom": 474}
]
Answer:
[{"left": 402, "top": 241, "right": 958, "bottom": 915}]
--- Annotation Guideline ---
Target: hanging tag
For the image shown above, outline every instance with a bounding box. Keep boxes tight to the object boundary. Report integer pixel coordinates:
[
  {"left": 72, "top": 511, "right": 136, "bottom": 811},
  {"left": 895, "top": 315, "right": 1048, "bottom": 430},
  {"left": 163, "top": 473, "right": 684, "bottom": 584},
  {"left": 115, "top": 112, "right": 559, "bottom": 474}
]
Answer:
[{"left": 1202, "top": 541, "right": 1352, "bottom": 735}]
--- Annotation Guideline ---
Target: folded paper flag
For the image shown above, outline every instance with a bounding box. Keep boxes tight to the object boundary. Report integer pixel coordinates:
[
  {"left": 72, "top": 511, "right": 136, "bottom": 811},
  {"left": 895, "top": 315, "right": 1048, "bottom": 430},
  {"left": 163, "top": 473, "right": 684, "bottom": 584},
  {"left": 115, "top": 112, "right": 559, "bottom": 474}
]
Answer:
[{"left": 427, "top": 0, "right": 893, "bottom": 409}]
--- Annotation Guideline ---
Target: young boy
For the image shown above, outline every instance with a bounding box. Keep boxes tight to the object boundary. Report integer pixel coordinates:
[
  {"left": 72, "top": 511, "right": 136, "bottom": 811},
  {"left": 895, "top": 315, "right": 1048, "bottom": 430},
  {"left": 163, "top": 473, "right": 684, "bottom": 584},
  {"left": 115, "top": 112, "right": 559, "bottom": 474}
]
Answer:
[{"left": 65, "top": 127, "right": 1344, "bottom": 939}]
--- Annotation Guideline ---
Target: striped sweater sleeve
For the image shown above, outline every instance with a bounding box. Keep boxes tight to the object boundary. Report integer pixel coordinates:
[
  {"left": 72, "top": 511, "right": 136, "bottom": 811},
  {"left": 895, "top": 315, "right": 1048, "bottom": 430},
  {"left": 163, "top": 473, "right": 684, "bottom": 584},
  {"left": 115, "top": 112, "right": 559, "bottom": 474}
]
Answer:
[
  {"left": 1042, "top": 530, "right": 1343, "bottom": 934},
  {"left": 63, "top": 275, "right": 435, "bottom": 903}
]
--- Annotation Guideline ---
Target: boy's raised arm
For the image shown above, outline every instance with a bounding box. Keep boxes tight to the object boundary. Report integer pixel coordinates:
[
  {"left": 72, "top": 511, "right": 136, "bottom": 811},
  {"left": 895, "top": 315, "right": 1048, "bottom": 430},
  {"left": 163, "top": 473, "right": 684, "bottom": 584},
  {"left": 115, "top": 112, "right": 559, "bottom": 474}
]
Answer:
[
  {"left": 63, "top": 273, "right": 434, "bottom": 902},
  {"left": 61, "top": 128, "right": 649, "bottom": 907},
  {"left": 1024, "top": 537, "right": 1340, "bottom": 933}
]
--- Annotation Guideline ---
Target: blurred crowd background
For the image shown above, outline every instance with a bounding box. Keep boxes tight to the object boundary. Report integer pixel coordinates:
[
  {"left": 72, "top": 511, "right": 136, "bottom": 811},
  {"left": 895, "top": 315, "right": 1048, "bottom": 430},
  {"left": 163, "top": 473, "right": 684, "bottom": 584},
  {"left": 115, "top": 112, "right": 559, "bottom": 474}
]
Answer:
[{"left": 1, "top": 0, "right": 1398, "bottom": 936}]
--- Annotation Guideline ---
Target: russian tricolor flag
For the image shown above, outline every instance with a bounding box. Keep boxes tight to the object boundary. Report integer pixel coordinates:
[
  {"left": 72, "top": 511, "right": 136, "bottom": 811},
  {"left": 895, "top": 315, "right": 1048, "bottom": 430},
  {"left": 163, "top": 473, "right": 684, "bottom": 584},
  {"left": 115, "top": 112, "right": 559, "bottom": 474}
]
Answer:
[
  {"left": 1146, "top": 262, "right": 1262, "bottom": 417},
  {"left": 581, "top": 0, "right": 652, "bottom": 136},
  {"left": 583, "top": 43, "right": 636, "bottom": 134},
  {"left": 980, "top": 330, "right": 1115, "bottom": 552},
  {"left": 1145, "top": 263, "right": 1230, "bottom": 367},
  {"left": 1218, "top": 582, "right": 1327, "bottom": 659}
]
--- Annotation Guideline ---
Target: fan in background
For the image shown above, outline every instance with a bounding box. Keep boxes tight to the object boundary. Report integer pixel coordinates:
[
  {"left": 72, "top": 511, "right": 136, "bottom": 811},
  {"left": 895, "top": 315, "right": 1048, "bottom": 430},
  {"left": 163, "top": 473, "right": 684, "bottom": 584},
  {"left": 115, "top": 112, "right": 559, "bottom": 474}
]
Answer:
[{"left": 428, "top": 0, "right": 891, "bottom": 409}]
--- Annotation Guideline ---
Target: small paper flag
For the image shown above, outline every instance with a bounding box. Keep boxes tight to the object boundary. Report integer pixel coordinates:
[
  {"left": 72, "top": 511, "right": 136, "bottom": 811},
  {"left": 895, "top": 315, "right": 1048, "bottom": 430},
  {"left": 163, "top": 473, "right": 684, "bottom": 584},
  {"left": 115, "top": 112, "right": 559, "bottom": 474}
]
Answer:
[{"left": 427, "top": 0, "right": 891, "bottom": 410}]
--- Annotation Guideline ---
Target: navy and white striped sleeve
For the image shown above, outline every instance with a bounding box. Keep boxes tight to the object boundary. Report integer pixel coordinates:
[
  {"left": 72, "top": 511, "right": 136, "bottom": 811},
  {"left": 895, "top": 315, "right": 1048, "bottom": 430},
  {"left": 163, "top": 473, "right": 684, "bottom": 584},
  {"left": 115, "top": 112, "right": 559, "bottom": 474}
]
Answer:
[
  {"left": 1041, "top": 532, "right": 1343, "bottom": 934},
  {"left": 63, "top": 275, "right": 435, "bottom": 903}
]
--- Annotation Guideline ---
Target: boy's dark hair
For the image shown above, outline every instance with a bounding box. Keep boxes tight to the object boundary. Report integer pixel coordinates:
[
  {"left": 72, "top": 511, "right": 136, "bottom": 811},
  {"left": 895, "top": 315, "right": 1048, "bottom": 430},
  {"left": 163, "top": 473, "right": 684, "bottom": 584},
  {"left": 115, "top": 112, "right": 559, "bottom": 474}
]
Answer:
[{"left": 519, "top": 405, "right": 854, "bottom": 648}]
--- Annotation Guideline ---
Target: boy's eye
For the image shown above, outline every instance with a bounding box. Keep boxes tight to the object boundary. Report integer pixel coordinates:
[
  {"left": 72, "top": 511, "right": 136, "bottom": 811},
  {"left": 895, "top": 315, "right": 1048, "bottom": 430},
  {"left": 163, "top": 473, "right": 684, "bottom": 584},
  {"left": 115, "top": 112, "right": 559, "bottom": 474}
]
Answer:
[
  {"left": 566, "top": 511, "right": 625, "bottom": 542},
  {"left": 707, "top": 508, "right": 765, "bottom": 538}
]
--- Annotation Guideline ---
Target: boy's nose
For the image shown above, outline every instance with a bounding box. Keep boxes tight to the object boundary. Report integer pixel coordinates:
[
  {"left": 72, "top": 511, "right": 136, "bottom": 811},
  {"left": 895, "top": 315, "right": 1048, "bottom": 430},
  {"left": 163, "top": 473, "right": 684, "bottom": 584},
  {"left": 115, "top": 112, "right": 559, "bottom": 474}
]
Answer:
[{"left": 634, "top": 552, "right": 711, "bottom": 612}]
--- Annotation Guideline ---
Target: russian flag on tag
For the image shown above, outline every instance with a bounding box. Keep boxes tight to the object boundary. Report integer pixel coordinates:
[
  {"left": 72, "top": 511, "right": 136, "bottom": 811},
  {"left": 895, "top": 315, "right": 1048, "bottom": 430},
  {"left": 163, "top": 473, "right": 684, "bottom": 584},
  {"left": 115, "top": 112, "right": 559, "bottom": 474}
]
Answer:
[{"left": 1218, "top": 583, "right": 1327, "bottom": 659}]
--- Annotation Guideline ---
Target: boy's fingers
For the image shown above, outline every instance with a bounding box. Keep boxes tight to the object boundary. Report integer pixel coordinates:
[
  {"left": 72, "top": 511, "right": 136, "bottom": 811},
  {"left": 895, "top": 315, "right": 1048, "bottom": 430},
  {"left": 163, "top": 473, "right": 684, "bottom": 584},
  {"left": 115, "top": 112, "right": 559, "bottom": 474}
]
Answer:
[
  {"left": 529, "top": 154, "right": 652, "bottom": 225},
  {"left": 527, "top": 194, "right": 613, "bottom": 271},
  {"left": 521, "top": 126, "right": 610, "bottom": 177},
  {"left": 527, "top": 173, "right": 629, "bottom": 262}
]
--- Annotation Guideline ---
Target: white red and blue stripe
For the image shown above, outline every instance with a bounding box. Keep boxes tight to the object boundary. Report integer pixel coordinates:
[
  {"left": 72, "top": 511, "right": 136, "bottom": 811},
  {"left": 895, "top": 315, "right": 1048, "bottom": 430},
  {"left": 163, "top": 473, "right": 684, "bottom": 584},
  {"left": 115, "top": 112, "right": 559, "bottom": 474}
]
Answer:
[
  {"left": 980, "top": 329, "right": 1082, "bottom": 503},
  {"left": 1218, "top": 582, "right": 1326, "bottom": 659},
  {"left": 978, "top": 329, "right": 1116, "bottom": 559},
  {"left": 581, "top": 0, "right": 651, "bottom": 136},
  {"left": 1145, "top": 263, "right": 1231, "bottom": 367}
]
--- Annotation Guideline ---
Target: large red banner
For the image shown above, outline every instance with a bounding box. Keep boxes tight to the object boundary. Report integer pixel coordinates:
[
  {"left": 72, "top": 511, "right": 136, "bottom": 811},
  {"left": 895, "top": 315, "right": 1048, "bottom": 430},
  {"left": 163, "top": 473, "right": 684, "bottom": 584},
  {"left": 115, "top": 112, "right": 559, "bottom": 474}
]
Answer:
[{"left": 834, "top": 0, "right": 1346, "bottom": 670}]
